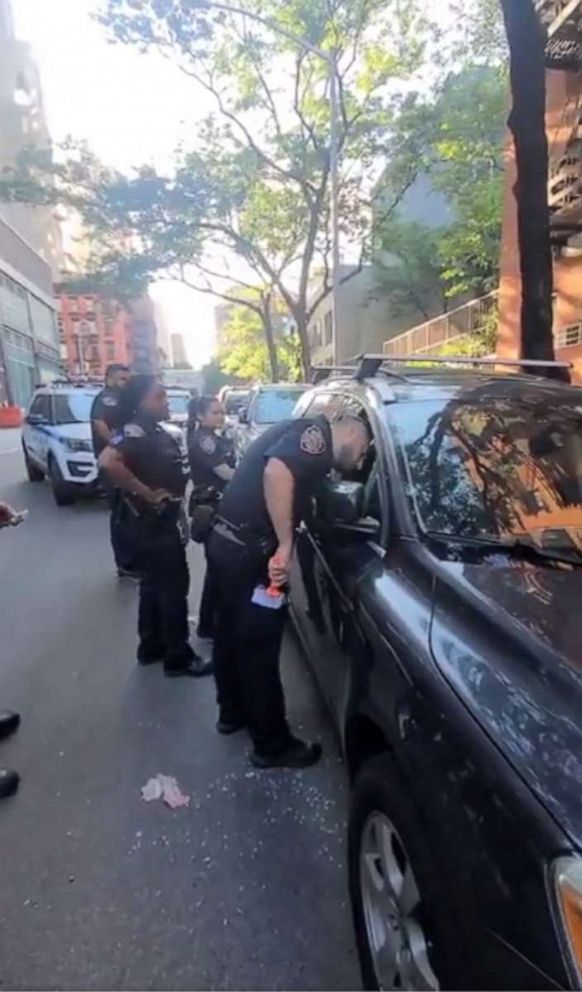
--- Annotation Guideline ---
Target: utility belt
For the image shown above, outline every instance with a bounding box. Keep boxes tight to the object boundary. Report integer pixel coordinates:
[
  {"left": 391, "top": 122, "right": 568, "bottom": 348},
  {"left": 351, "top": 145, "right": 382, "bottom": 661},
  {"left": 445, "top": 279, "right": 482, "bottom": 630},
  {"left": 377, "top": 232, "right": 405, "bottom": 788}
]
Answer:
[
  {"left": 117, "top": 493, "right": 188, "bottom": 545},
  {"left": 212, "top": 516, "right": 276, "bottom": 560}
]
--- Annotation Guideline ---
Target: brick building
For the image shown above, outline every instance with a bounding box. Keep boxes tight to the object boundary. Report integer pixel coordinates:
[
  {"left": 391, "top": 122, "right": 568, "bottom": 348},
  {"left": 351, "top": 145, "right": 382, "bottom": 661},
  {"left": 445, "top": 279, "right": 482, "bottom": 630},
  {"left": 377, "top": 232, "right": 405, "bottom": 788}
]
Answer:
[
  {"left": 58, "top": 290, "right": 159, "bottom": 380},
  {"left": 498, "top": 1, "right": 582, "bottom": 377}
]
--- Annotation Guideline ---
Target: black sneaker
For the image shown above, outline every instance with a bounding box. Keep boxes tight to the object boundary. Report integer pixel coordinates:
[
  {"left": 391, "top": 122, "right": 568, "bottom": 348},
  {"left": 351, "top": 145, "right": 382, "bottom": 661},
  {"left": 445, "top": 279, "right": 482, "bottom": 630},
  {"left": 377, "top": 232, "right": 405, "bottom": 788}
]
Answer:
[
  {"left": 137, "top": 654, "right": 164, "bottom": 666},
  {"left": 0, "top": 711, "right": 20, "bottom": 741},
  {"left": 0, "top": 769, "right": 20, "bottom": 799},
  {"left": 217, "top": 717, "right": 247, "bottom": 735},
  {"left": 165, "top": 657, "right": 213, "bottom": 678},
  {"left": 250, "top": 737, "right": 322, "bottom": 769}
]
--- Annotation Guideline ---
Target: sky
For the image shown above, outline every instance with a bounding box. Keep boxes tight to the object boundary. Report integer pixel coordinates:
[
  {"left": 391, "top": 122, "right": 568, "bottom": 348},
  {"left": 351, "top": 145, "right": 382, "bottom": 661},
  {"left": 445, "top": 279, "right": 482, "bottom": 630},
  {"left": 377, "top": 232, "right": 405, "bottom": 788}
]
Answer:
[{"left": 12, "top": 0, "right": 217, "bottom": 368}]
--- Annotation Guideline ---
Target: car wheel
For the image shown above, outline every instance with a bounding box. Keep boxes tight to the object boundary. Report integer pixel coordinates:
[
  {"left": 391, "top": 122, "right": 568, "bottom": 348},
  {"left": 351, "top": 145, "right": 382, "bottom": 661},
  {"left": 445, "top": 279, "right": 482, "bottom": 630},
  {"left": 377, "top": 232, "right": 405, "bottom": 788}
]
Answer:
[
  {"left": 349, "top": 753, "right": 451, "bottom": 991},
  {"left": 49, "top": 457, "right": 74, "bottom": 506},
  {"left": 22, "top": 444, "right": 44, "bottom": 482}
]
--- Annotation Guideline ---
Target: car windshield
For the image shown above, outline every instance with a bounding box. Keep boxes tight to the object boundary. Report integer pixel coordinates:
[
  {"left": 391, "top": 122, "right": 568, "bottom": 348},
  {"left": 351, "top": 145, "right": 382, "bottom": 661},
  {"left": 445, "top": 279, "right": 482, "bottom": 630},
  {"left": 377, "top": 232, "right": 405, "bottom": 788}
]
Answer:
[
  {"left": 167, "top": 393, "right": 189, "bottom": 416},
  {"left": 253, "top": 388, "right": 306, "bottom": 424},
  {"left": 53, "top": 392, "right": 97, "bottom": 425},
  {"left": 387, "top": 383, "right": 582, "bottom": 552}
]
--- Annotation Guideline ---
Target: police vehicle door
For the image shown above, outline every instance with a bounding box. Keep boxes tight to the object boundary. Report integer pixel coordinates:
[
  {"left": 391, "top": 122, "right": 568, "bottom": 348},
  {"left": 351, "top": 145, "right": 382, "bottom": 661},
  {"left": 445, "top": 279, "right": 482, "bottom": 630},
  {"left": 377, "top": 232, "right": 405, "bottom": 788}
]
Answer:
[{"left": 27, "top": 393, "right": 52, "bottom": 469}]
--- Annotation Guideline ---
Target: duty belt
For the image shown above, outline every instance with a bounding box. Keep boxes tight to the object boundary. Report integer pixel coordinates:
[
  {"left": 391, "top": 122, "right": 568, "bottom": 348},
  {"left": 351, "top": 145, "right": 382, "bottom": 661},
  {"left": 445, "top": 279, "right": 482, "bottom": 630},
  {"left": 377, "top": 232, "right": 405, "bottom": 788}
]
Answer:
[{"left": 213, "top": 516, "right": 275, "bottom": 558}]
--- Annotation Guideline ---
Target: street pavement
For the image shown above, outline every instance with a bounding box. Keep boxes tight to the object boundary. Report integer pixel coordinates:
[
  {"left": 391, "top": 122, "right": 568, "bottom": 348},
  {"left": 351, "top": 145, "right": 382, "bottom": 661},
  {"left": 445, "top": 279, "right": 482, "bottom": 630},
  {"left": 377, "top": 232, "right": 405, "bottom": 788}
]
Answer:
[{"left": 0, "top": 430, "right": 360, "bottom": 991}]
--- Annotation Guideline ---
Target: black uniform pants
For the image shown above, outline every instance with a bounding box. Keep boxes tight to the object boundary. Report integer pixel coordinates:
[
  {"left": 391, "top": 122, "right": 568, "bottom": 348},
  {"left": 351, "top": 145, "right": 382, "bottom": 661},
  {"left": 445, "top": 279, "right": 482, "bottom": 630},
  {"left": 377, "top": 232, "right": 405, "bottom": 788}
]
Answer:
[
  {"left": 99, "top": 471, "right": 134, "bottom": 571},
  {"left": 137, "top": 529, "right": 193, "bottom": 671},
  {"left": 197, "top": 543, "right": 217, "bottom": 637},
  {"left": 207, "top": 529, "right": 290, "bottom": 755}
]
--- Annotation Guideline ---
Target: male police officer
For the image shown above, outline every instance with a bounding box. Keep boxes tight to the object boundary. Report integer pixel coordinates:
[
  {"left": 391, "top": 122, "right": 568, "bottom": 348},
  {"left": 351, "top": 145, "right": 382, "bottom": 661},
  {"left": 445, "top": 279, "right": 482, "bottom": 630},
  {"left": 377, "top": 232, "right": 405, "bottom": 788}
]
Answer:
[
  {"left": 207, "top": 412, "right": 369, "bottom": 768},
  {"left": 99, "top": 375, "right": 211, "bottom": 677},
  {"left": 90, "top": 363, "right": 134, "bottom": 577}
]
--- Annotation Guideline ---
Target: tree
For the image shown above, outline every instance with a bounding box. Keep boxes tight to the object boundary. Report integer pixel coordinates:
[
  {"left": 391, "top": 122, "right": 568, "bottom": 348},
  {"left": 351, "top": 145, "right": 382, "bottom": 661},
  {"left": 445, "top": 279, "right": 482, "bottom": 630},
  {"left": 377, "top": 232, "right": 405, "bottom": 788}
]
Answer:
[
  {"left": 374, "top": 60, "right": 508, "bottom": 317},
  {"left": 499, "top": 0, "right": 559, "bottom": 373},
  {"left": 217, "top": 303, "right": 301, "bottom": 382},
  {"left": 0, "top": 0, "right": 430, "bottom": 379}
]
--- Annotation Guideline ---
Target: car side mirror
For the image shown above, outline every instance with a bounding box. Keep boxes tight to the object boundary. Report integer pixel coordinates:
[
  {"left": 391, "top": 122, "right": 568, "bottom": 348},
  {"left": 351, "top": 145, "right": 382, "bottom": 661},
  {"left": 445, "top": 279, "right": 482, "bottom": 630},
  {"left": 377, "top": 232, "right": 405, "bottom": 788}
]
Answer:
[{"left": 26, "top": 413, "right": 46, "bottom": 425}]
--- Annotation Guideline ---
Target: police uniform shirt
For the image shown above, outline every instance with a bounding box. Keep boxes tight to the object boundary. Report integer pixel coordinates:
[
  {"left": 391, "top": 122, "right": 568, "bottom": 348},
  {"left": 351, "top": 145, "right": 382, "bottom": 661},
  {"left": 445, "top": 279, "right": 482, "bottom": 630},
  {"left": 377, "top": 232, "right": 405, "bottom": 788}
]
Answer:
[
  {"left": 188, "top": 426, "right": 233, "bottom": 492},
  {"left": 220, "top": 415, "right": 332, "bottom": 539},
  {"left": 109, "top": 415, "right": 189, "bottom": 498},
  {"left": 91, "top": 387, "right": 122, "bottom": 458}
]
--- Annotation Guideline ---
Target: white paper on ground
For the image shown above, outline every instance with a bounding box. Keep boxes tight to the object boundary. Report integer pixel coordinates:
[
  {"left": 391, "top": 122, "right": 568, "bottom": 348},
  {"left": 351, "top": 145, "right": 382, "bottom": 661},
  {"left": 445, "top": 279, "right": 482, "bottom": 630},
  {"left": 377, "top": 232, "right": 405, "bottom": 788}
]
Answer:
[{"left": 141, "top": 774, "right": 190, "bottom": 809}]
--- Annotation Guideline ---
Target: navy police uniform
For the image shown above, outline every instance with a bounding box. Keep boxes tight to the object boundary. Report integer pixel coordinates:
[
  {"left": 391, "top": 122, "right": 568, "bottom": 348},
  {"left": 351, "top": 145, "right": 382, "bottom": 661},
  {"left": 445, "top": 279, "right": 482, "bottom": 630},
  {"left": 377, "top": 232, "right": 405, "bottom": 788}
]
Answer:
[
  {"left": 109, "top": 415, "right": 195, "bottom": 673},
  {"left": 208, "top": 415, "right": 332, "bottom": 756},
  {"left": 188, "top": 426, "right": 236, "bottom": 638},
  {"left": 91, "top": 386, "right": 133, "bottom": 570}
]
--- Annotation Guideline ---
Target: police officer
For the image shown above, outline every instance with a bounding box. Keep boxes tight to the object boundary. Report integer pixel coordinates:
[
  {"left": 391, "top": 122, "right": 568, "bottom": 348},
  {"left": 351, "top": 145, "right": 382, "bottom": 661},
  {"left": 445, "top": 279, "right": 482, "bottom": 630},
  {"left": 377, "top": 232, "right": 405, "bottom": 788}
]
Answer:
[
  {"left": 207, "top": 412, "right": 369, "bottom": 768},
  {"left": 90, "top": 363, "right": 135, "bottom": 578},
  {"left": 99, "top": 375, "right": 212, "bottom": 677},
  {"left": 188, "top": 396, "right": 236, "bottom": 640}
]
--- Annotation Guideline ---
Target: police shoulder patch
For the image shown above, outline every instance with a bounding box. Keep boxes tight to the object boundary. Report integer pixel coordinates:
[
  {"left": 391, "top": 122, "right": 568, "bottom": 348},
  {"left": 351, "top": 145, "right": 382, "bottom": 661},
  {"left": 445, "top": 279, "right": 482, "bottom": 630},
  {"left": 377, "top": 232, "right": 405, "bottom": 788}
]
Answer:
[
  {"left": 199, "top": 433, "right": 216, "bottom": 455},
  {"left": 103, "top": 395, "right": 118, "bottom": 407},
  {"left": 300, "top": 424, "right": 326, "bottom": 455},
  {"left": 124, "top": 423, "right": 145, "bottom": 439}
]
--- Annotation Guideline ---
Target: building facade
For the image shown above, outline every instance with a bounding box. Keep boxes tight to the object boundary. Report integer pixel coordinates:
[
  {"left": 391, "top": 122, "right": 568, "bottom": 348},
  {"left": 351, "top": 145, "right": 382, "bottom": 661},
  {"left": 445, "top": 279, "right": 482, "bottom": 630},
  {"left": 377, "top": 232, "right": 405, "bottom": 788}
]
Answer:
[
  {"left": 307, "top": 265, "right": 395, "bottom": 365},
  {"left": 0, "top": 215, "right": 60, "bottom": 407},
  {"left": 498, "top": 1, "right": 582, "bottom": 376},
  {"left": 58, "top": 290, "right": 159, "bottom": 380}
]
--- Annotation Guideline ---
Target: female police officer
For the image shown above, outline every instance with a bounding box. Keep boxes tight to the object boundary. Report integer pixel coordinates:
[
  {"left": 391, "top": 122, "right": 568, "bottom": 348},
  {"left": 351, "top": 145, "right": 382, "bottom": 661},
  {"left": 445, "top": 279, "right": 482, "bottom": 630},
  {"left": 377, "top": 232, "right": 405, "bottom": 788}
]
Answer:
[
  {"left": 187, "top": 396, "right": 236, "bottom": 639},
  {"left": 99, "top": 375, "right": 211, "bottom": 677}
]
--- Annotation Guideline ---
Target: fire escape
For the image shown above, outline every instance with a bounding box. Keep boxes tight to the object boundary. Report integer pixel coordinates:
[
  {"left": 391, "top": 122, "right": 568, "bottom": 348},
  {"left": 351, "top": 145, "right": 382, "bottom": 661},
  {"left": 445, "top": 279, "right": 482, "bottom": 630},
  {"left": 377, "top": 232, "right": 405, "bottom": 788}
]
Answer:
[{"left": 534, "top": 1, "right": 582, "bottom": 248}]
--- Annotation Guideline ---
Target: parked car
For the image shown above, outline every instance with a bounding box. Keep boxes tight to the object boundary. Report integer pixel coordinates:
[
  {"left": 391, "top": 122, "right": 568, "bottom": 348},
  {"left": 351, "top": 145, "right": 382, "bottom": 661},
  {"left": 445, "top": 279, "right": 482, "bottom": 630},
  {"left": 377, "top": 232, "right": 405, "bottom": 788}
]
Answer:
[
  {"left": 234, "top": 383, "right": 307, "bottom": 458},
  {"left": 22, "top": 381, "right": 187, "bottom": 506},
  {"left": 165, "top": 387, "right": 192, "bottom": 430},
  {"left": 290, "top": 357, "right": 582, "bottom": 991},
  {"left": 22, "top": 382, "right": 100, "bottom": 505}
]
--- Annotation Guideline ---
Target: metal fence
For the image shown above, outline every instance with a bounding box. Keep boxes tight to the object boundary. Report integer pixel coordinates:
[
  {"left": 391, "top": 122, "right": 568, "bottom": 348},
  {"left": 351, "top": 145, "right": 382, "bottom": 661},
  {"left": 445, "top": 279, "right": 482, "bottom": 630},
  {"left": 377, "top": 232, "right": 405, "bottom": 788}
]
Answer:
[{"left": 382, "top": 291, "right": 499, "bottom": 358}]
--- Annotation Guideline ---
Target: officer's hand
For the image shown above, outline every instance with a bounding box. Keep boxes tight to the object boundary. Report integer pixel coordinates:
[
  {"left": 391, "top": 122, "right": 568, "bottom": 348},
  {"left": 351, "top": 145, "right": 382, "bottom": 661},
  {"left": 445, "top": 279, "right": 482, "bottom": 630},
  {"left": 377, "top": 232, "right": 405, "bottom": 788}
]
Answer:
[
  {"left": 144, "top": 488, "right": 173, "bottom": 507},
  {"left": 269, "top": 545, "right": 293, "bottom": 587}
]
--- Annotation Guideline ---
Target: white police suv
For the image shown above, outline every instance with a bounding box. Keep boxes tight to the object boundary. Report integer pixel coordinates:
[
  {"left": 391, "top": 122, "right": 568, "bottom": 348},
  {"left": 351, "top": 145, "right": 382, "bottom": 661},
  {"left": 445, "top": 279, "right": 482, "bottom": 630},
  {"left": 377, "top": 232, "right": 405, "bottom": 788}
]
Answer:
[{"left": 22, "top": 382, "right": 100, "bottom": 505}]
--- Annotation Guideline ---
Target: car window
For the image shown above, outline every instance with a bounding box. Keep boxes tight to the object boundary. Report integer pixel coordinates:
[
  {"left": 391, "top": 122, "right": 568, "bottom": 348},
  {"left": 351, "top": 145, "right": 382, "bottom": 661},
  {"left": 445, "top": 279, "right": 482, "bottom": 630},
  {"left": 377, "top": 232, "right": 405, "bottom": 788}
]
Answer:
[
  {"left": 53, "top": 392, "right": 96, "bottom": 425},
  {"left": 225, "top": 390, "right": 250, "bottom": 415},
  {"left": 252, "top": 388, "right": 307, "bottom": 424},
  {"left": 301, "top": 392, "right": 342, "bottom": 418},
  {"left": 387, "top": 385, "right": 582, "bottom": 549},
  {"left": 29, "top": 394, "right": 52, "bottom": 422},
  {"left": 167, "top": 392, "right": 190, "bottom": 416},
  {"left": 331, "top": 395, "right": 382, "bottom": 522}
]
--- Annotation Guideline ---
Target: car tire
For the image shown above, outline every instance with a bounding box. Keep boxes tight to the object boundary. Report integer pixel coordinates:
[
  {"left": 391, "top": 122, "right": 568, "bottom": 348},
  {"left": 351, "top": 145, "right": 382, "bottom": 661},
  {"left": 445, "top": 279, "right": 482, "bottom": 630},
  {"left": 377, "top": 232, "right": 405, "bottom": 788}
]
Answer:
[
  {"left": 22, "top": 444, "right": 44, "bottom": 482},
  {"left": 349, "top": 752, "right": 457, "bottom": 991},
  {"left": 48, "top": 456, "right": 74, "bottom": 507}
]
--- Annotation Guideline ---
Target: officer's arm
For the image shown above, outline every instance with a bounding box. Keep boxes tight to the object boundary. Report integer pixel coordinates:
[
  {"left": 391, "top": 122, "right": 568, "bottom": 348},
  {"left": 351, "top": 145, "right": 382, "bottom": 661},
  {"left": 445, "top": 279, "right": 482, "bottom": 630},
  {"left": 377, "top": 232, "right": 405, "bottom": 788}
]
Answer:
[
  {"left": 264, "top": 457, "right": 295, "bottom": 566},
  {"left": 92, "top": 419, "right": 112, "bottom": 445},
  {"left": 99, "top": 447, "right": 161, "bottom": 504},
  {"left": 213, "top": 463, "right": 235, "bottom": 482}
]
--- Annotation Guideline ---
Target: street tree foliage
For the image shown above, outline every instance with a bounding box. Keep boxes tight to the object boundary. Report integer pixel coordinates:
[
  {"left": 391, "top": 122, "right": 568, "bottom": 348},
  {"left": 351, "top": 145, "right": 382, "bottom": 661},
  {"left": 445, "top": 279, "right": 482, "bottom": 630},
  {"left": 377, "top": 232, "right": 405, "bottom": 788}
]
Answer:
[
  {"left": 218, "top": 302, "right": 302, "bottom": 382},
  {"left": 0, "top": 0, "right": 430, "bottom": 380},
  {"left": 374, "top": 6, "right": 508, "bottom": 326}
]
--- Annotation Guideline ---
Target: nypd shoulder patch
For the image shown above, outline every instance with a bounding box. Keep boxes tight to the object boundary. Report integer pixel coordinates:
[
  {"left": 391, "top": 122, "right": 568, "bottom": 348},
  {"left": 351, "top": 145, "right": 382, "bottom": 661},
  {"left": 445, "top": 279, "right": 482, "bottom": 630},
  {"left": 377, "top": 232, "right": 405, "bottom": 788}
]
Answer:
[
  {"left": 103, "top": 395, "right": 118, "bottom": 407},
  {"left": 199, "top": 434, "right": 217, "bottom": 455},
  {"left": 124, "top": 423, "right": 145, "bottom": 439},
  {"left": 300, "top": 424, "right": 326, "bottom": 455}
]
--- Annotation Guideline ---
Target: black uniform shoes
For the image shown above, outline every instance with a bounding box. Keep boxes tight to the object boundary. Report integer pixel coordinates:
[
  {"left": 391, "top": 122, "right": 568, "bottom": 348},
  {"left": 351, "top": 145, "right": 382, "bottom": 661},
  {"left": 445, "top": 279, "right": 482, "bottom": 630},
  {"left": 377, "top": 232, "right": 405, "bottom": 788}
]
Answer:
[
  {"left": 0, "top": 710, "right": 21, "bottom": 800},
  {"left": 250, "top": 736, "right": 323, "bottom": 769},
  {"left": 165, "top": 656, "right": 213, "bottom": 678}
]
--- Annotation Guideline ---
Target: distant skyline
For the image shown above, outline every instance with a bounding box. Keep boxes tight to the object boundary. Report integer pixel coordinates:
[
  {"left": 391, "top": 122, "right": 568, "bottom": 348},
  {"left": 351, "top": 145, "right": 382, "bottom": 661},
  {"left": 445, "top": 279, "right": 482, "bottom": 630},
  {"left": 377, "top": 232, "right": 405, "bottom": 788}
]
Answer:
[{"left": 11, "top": 0, "right": 217, "bottom": 368}]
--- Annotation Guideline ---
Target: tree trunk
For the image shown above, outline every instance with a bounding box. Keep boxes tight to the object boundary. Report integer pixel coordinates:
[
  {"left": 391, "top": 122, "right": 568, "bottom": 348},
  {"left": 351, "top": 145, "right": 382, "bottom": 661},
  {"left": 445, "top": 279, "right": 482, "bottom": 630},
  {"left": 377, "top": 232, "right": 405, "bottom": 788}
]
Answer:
[
  {"left": 293, "top": 305, "right": 312, "bottom": 382},
  {"left": 261, "top": 293, "right": 279, "bottom": 382},
  {"left": 499, "top": 0, "right": 564, "bottom": 378}
]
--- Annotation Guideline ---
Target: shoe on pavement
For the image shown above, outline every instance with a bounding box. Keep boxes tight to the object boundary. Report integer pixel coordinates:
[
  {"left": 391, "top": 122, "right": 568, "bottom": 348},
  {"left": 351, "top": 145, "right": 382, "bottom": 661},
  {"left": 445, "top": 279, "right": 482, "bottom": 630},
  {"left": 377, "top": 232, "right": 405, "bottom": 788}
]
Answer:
[
  {"left": 165, "top": 657, "right": 213, "bottom": 678},
  {"left": 0, "top": 711, "right": 20, "bottom": 741},
  {"left": 0, "top": 769, "right": 20, "bottom": 799},
  {"left": 137, "top": 654, "right": 164, "bottom": 666},
  {"left": 217, "top": 717, "right": 247, "bottom": 735},
  {"left": 250, "top": 737, "right": 322, "bottom": 769}
]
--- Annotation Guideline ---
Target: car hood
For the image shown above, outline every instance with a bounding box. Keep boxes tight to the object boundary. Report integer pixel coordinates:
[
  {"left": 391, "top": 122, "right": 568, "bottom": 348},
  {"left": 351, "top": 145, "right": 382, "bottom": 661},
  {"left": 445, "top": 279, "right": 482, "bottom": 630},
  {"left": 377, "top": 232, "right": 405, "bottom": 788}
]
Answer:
[
  {"left": 47, "top": 422, "right": 92, "bottom": 442},
  {"left": 430, "top": 557, "right": 582, "bottom": 847}
]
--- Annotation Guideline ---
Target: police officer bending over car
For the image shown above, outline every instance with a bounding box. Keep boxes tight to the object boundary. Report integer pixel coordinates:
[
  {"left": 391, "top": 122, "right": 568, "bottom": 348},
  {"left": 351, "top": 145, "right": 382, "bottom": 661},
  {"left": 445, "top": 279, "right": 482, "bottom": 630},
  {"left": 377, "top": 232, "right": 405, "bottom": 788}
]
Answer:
[
  {"left": 207, "top": 412, "right": 369, "bottom": 769},
  {"left": 188, "top": 395, "right": 236, "bottom": 640},
  {"left": 90, "top": 363, "right": 135, "bottom": 578},
  {"left": 99, "top": 375, "right": 212, "bottom": 678}
]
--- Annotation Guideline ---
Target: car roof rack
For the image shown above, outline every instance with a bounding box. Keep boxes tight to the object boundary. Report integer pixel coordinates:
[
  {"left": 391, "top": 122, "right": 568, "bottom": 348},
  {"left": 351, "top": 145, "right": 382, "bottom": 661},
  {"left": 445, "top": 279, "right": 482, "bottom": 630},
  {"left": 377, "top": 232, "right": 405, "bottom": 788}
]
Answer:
[
  {"left": 352, "top": 354, "right": 573, "bottom": 380},
  {"left": 311, "top": 365, "right": 356, "bottom": 384}
]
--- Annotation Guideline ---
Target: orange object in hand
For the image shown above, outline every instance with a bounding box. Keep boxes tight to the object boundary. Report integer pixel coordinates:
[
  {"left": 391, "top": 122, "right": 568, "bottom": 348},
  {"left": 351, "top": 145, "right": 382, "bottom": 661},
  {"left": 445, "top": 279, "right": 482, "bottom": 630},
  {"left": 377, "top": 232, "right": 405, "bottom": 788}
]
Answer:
[{"left": 267, "top": 555, "right": 284, "bottom": 597}]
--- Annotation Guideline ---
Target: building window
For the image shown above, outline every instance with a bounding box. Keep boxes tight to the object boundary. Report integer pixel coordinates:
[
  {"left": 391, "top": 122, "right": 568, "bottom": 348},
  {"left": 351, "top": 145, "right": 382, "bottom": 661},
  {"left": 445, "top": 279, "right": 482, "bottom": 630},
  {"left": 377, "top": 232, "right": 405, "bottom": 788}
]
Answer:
[{"left": 106, "top": 343, "right": 115, "bottom": 360}]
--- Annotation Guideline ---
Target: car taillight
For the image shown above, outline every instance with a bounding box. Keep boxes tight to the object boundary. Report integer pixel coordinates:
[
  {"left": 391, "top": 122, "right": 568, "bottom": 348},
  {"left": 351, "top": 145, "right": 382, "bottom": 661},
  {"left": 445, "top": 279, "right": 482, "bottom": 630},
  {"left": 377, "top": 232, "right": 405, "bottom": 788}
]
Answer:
[{"left": 555, "top": 857, "right": 582, "bottom": 984}]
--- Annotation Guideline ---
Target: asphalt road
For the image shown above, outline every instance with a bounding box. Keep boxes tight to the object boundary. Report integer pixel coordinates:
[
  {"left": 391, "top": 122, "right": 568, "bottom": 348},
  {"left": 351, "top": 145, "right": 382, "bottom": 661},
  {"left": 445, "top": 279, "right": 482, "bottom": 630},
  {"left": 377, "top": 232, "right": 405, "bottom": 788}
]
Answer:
[{"left": 0, "top": 429, "right": 360, "bottom": 991}]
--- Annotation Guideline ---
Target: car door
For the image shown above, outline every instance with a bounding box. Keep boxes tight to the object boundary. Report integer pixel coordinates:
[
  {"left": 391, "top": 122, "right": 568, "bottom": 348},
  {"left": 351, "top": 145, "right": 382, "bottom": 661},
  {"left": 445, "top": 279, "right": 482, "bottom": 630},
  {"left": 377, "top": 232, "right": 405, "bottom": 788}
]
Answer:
[
  {"left": 291, "top": 389, "right": 387, "bottom": 721},
  {"left": 24, "top": 394, "right": 51, "bottom": 467}
]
